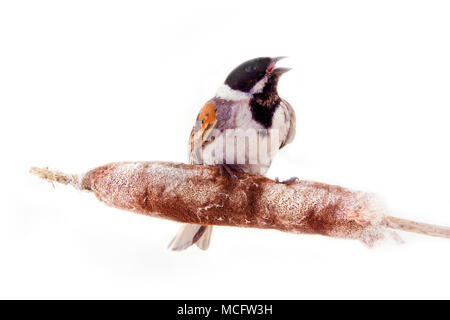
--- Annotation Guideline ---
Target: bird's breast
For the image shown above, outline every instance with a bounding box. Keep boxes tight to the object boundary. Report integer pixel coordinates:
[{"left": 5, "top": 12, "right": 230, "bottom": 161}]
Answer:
[{"left": 197, "top": 100, "right": 289, "bottom": 174}]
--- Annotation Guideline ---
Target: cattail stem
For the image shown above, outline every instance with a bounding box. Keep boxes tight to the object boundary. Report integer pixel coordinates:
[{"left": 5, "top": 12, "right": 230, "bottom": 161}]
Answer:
[
  {"left": 385, "top": 216, "right": 450, "bottom": 239},
  {"left": 30, "top": 162, "right": 450, "bottom": 245},
  {"left": 30, "top": 167, "right": 80, "bottom": 188}
]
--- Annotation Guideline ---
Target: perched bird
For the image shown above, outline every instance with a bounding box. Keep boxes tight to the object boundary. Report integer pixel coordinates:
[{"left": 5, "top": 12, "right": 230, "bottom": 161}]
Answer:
[{"left": 168, "top": 57, "right": 296, "bottom": 251}]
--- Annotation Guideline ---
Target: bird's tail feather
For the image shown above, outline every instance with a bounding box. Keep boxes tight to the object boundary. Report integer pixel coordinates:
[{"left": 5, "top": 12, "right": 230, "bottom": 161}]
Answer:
[{"left": 168, "top": 224, "right": 213, "bottom": 251}]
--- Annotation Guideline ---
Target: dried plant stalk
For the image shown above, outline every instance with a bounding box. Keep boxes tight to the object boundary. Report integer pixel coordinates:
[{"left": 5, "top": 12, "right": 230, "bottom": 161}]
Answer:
[{"left": 30, "top": 161, "right": 450, "bottom": 246}]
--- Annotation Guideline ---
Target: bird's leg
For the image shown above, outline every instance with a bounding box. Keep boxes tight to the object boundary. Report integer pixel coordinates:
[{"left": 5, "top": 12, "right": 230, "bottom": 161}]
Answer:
[
  {"left": 275, "top": 177, "right": 300, "bottom": 185},
  {"left": 218, "top": 164, "right": 239, "bottom": 181}
]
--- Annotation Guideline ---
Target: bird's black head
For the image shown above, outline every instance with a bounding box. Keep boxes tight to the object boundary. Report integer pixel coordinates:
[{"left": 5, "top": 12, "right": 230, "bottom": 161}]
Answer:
[{"left": 224, "top": 57, "right": 288, "bottom": 93}]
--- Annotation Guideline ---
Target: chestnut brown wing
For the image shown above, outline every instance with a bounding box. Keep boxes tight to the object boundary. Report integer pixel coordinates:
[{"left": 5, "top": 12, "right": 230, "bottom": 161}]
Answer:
[{"left": 189, "top": 101, "right": 218, "bottom": 164}]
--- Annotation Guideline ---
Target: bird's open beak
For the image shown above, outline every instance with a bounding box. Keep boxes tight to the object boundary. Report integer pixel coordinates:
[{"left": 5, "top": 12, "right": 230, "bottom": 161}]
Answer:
[
  {"left": 267, "top": 56, "right": 291, "bottom": 75},
  {"left": 273, "top": 67, "right": 292, "bottom": 75}
]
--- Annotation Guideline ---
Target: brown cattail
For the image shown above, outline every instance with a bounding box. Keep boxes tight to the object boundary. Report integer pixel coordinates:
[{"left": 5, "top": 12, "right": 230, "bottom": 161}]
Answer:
[{"left": 30, "top": 161, "right": 450, "bottom": 246}]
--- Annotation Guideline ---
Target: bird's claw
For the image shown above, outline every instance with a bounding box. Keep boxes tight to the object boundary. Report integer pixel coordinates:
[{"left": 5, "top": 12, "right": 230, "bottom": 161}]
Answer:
[
  {"left": 218, "top": 164, "right": 240, "bottom": 181},
  {"left": 275, "top": 176, "right": 299, "bottom": 185}
]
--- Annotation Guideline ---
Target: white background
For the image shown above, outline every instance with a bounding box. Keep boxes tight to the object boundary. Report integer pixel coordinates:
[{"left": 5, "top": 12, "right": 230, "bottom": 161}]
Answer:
[{"left": 1, "top": 0, "right": 450, "bottom": 299}]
